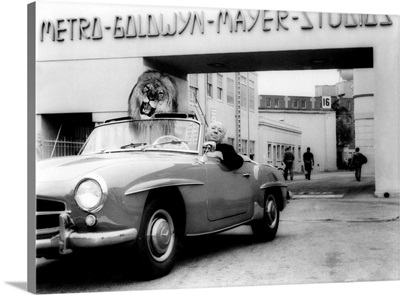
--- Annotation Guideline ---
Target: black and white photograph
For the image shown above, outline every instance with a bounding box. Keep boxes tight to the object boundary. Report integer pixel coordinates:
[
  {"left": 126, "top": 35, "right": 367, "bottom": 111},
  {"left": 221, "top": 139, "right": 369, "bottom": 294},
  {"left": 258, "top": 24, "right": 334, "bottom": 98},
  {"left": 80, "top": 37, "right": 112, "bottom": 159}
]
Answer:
[{"left": 1, "top": 0, "right": 400, "bottom": 295}]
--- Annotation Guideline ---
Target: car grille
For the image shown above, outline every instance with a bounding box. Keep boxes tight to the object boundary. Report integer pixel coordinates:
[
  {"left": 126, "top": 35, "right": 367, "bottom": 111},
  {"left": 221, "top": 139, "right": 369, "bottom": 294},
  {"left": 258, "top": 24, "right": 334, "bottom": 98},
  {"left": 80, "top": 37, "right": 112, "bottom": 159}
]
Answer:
[{"left": 36, "top": 199, "right": 67, "bottom": 235}]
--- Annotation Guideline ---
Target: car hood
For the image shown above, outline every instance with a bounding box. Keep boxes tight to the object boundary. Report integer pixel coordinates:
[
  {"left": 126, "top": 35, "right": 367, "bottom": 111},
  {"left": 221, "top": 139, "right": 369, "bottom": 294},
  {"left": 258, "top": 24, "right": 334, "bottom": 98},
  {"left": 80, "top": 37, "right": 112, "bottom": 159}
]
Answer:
[{"left": 37, "top": 152, "right": 197, "bottom": 183}]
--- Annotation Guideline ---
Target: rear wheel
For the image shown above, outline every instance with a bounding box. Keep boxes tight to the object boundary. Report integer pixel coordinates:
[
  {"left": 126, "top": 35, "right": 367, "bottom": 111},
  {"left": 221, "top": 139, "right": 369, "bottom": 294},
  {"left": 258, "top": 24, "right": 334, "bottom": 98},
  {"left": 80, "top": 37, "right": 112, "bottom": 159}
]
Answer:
[
  {"left": 135, "top": 198, "right": 180, "bottom": 279},
  {"left": 251, "top": 192, "right": 280, "bottom": 241}
]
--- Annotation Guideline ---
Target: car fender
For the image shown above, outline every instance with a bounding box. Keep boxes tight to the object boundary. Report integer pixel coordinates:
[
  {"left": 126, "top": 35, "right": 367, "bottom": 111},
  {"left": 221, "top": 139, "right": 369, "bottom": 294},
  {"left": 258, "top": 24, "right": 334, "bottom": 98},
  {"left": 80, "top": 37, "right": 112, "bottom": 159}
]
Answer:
[{"left": 259, "top": 181, "right": 288, "bottom": 210}]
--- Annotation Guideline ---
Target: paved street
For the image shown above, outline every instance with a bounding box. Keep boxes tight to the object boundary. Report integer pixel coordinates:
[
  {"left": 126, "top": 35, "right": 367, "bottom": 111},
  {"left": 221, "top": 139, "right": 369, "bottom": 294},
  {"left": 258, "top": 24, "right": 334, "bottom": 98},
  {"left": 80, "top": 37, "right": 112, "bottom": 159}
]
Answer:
[
  {"left": 35, "top": 170, "right": 399, "bottom": 294},
  {"left": 285, "top": 169, "right": 377, "bottom": 198}
]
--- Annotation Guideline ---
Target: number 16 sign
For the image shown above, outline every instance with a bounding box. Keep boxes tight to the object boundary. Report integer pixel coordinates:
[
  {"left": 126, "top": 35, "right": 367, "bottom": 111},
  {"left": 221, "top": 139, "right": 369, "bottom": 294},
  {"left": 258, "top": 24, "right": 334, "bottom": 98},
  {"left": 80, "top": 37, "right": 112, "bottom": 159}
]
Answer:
[{"left": 322, "top": 96, "right": 331, "bottom": 109}]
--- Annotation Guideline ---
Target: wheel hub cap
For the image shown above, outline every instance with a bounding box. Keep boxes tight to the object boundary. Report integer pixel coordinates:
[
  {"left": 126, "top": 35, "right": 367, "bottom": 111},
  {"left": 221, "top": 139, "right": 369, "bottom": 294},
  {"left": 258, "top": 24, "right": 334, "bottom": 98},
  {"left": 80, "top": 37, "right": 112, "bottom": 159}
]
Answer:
[{"left": 151, "top": 218, "right": 171, "bottom": 255}]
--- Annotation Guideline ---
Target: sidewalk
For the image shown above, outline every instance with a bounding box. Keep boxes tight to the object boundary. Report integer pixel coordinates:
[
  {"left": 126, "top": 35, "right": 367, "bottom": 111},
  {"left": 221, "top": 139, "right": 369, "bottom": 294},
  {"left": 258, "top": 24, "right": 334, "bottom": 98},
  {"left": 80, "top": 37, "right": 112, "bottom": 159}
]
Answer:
[{"left": 284, "top": 170, "right": 397, "bottom": 203}]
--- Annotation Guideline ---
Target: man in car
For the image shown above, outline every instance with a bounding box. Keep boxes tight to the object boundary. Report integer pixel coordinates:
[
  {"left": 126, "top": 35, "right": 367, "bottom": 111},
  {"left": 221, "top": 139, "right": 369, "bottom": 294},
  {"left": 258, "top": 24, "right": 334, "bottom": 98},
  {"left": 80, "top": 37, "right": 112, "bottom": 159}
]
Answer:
[{"left": 203, "top": 121, "right": 243, "bottom": 170}]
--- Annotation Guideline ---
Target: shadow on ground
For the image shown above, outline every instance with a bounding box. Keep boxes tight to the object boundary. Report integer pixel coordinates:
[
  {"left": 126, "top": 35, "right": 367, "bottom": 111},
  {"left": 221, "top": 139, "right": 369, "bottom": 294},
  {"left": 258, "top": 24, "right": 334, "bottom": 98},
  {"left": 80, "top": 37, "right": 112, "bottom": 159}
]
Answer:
[{"left": 35, "top": 231, "right": 260, "bottom": 293}]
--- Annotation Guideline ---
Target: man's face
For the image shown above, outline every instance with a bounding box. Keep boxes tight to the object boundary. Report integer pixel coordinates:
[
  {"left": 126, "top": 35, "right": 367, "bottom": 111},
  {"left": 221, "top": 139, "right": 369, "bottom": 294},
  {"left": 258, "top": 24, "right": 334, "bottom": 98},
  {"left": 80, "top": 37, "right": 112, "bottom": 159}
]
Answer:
[{"left": 205, "top": 122, "right": 225, "bottom": 144}]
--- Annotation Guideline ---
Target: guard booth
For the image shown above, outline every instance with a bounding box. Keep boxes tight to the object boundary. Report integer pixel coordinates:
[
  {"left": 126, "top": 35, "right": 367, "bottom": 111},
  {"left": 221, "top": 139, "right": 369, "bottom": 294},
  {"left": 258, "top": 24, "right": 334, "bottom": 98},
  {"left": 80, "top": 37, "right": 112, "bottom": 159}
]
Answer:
[{"left": 30, "top": 1, "right": 399, "bottom": 198}]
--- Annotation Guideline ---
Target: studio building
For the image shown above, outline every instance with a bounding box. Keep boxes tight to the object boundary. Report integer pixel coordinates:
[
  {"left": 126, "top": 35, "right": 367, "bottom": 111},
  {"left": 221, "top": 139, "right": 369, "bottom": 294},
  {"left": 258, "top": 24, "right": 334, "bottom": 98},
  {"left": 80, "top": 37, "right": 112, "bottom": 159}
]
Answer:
[{"left": 30, "top": 1, "right": 400, "bottom": 198}]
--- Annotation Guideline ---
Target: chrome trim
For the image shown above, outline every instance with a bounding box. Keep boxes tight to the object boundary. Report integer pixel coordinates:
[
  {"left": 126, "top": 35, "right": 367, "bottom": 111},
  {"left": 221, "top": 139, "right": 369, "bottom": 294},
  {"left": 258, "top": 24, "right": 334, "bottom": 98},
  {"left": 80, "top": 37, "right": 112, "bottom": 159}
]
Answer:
[
  {"left": 81, "top": 173, "right": 108, "bottom": 194},
  {"left": 36, "top": 198, "right": 70, "bottom": 233},
  {"left": 36, "top": 227, "right": 59, "bottom": 236},
  {"left": 125, "top": 178, "right": 204, "bottom": 196},
  {"left": 186, "top": 219, "right": 251, "bottom": 237},
  {"left": 36, "top": 211, "right": 70, "bottom": 216},
  {"left": 260, "top": 181, "right": 286, "bottom": 190},
  {"left": 36, "top": 229, "right": 138, "bottom": 252},
  {"left": 139, "top": 148, "right": 199, "bottom": 154},
  {"left": 74, "top": 175, "right": 108, "bottom": 213},
  {"left": 69, "top": 228, "right": 137, "bottom": 248},
  {"left": 36, "top": 212, "right": 137, "bottom": 254}
]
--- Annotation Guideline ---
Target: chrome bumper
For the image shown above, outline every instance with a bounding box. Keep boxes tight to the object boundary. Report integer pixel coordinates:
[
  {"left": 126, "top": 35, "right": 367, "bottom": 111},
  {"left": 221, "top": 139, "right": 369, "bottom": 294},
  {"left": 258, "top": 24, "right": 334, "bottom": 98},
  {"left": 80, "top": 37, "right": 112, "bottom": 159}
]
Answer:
[{"left": 36, "top": 212, "right": 138, "bottom": 255}]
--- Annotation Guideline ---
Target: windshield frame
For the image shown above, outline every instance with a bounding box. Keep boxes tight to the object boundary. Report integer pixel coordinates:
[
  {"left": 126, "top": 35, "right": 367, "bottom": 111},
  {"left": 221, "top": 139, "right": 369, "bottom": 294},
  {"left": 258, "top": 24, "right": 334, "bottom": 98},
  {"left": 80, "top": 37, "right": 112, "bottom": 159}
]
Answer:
[{"left": 78, "top": 117, "right": 204, "bottom": 156}]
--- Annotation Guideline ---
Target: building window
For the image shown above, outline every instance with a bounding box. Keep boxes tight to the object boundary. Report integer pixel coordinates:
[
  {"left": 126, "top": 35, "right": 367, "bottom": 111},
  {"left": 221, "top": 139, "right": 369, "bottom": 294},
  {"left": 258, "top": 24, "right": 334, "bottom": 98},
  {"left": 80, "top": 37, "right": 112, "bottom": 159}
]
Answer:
[
  {"left": 207, "top": 74, "right": 213, "bottom": 98},
  {"left": 240, "top": 81, "right": 248, "bottom": 109},
  {"left": 274, "top": 99, "right": 279, "bottom": 108},
  {"left": 248, "top": 80, "right": 255, "bottom": 111},
  {"left": 301, "top": 100, "right": 306, "bottom": 108},
  {"left": 189, "top": 74, "right": 198, "bottom": 88},
  {"left": 240, "top": 139, "right": 248, "bottom": 155},
  {"left": 268, "top": 143, "right": 272, "bottom": 159},
  {"left": 248, "top": 79, "right": 254, "bottom": 88},
  {"left": 277, "top": 144, "right": 281, "bottom": 159},
  {"left": 227, "top": 78, "right": 234, "bottom": 105},
  {"left": 266, "top": 98, "right": 271, "bottom": 107},
  {"left": 210, "top": 108, "right": 217, "bottom": 122},
  {"left": 217, "top": 74, "right": 223, "bottom": 101},
  {"left": 348, "top": 101, "right": 351, "bottom": 110},
  {"left": 293, "top": 100, "right": 298, "bottom": 108},
  {"left": 188, "top": 86, "right": 198, "bottom": 108},
  {"left": 249, "top": 140, "right": 255, "bottom": 160},
  {"left": 240, "top": 73, "right": 247, "bottom": 84},
  {"left": 298, "top": 147, "right": 301, "bottom": 161}
]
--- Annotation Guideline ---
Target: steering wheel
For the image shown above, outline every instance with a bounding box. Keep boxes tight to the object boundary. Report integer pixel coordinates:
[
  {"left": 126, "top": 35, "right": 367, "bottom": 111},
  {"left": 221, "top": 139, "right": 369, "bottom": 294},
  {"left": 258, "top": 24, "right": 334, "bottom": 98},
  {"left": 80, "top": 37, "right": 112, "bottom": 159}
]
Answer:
[{"left": 153, "top": 135, "right": 190, "bottom": 150}]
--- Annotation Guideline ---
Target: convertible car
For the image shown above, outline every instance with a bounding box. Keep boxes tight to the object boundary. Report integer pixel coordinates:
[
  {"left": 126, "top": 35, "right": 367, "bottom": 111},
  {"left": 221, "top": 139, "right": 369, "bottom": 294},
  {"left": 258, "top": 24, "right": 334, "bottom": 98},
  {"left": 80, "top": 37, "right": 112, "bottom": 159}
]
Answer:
[{"left": 36, "top": 113, "right": 289, "bottom": 279}]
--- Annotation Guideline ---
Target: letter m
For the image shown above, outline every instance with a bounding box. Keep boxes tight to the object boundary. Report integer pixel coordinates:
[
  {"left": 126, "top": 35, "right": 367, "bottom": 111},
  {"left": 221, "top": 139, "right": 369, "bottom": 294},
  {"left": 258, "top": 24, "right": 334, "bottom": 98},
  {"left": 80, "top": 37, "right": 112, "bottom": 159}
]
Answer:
[
  {"left": 41, "top": 20, "right": 56, "bottom": 41},
  {"left": 217, "top": 10, "right": 233, "bottom": 33}
]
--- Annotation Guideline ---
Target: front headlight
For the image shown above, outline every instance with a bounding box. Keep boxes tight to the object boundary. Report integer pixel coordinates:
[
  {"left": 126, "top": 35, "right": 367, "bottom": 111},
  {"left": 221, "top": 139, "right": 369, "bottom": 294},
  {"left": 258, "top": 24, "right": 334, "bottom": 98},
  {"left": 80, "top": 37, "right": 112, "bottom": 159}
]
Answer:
[{"left": 74, "top": 179, "right": 106, "bottom": 213}]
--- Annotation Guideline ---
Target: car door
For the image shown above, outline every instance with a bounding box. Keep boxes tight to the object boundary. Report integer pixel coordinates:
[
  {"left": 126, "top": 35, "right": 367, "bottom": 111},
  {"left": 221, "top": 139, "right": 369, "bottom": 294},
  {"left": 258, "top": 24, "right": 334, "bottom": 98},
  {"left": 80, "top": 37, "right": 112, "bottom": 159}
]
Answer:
[{"left": 205, "top": 156, "right": 255, "bottom": 221}]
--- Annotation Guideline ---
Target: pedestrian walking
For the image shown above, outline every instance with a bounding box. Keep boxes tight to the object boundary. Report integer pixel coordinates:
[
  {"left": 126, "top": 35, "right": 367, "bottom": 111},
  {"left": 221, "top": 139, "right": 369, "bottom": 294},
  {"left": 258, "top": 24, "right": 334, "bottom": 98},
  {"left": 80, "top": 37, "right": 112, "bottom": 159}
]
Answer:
[
  {"left": 349, "top": 147, "right": 367, "bottom": 181},
  {"left": 283, "top": 147, "right": 295, "bottom": 180},
  {"left": 303, "top": 147, "right": 314, "bottom": 180}
]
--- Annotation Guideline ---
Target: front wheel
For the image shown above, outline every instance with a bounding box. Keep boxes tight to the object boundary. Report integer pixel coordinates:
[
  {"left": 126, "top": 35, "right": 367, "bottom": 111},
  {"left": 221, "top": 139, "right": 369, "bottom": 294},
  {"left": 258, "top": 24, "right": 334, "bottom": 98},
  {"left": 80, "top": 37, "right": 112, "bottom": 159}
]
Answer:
[
  {"left": 135, "top": 198, "right": 180, "bottom": 279},
  {"left": 251, "top": 192, "right": 280, "bottom": 241}
]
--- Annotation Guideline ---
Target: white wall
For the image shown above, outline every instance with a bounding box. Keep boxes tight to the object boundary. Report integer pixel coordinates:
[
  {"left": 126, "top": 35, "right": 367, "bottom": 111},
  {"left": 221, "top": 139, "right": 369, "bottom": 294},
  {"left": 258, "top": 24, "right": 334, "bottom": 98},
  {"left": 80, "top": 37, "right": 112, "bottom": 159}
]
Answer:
[
  {"left": 353, "top": 69, "right": 375, "bottom": 175},
  {"left": 37, "top": 58, "right": 189, "bottom": 120},
  {"left": 259, "top": 110, "right": 337, "bottom": 171},
  {"left": 258, "top": 117, "right": 302, "bottom": 169},
  {"left": 37, "top": 58, "right": 147, "bottom": 116}
]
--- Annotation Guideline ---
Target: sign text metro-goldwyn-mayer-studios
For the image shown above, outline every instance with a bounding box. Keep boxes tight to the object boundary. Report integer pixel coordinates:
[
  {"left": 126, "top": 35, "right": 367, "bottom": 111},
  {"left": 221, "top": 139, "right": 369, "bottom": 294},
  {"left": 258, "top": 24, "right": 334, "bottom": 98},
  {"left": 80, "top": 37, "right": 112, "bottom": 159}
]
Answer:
[{"left": 40, "top": 10, "right": 393, "bottom": 42}]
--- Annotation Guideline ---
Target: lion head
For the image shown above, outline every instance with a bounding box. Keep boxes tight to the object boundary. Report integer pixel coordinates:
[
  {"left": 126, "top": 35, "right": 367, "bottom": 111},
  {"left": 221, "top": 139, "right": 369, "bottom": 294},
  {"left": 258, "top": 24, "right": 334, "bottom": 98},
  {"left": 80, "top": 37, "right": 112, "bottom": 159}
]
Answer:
[{"left": 128, "top": 70, "right": 178, "bottom": 119}]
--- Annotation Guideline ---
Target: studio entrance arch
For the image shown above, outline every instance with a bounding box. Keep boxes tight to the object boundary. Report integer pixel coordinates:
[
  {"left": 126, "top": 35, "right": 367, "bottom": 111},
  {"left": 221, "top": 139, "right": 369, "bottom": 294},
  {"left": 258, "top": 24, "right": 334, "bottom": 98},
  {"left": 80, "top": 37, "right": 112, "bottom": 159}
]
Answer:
[{"left": 34, "top": 2, "right": 399, "bottom": 197}]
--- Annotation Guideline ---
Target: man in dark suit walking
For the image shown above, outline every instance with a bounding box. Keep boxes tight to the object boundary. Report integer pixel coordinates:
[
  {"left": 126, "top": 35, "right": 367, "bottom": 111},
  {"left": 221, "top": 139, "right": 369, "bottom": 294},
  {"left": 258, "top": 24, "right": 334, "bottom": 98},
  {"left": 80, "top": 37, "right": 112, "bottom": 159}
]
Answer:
[
  {"left": 350, "top": 147, "right": 367, "bottom": 181},
  {"left": 303, "top": 147, "right": 314, "bottom": 180}
]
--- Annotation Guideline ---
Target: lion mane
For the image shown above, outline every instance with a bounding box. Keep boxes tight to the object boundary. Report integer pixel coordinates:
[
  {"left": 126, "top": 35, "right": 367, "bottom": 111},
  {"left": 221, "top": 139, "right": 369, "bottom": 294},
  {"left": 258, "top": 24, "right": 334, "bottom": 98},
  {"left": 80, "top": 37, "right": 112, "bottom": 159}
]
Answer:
[{"left": 128, "top": 70, "right": 178, "bottom": 119}]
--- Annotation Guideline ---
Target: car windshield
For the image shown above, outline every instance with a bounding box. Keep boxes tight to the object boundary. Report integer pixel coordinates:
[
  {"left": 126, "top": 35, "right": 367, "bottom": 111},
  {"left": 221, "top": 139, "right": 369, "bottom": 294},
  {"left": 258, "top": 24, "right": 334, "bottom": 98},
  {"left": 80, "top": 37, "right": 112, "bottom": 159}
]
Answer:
[{"left": 79, "top": 118, "right": 202, "bottom": 155}]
